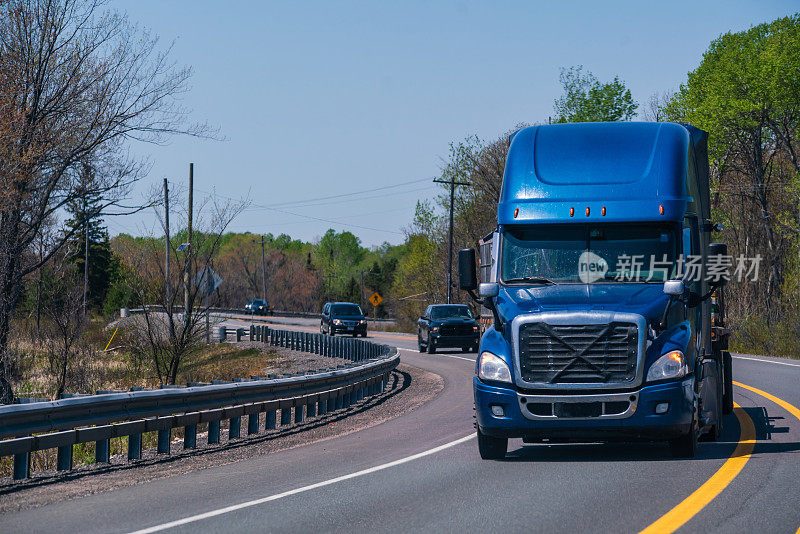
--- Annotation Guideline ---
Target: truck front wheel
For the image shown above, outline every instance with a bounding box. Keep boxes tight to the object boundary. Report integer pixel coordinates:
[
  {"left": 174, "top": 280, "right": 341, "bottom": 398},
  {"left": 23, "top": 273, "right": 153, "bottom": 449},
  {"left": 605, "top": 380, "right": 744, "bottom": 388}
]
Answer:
[
  {"left": 477, "top": 429, "right": 507, "bottom": 460},
  {"left": 669, "top": 415, "right": 698, "bottom": 458}
]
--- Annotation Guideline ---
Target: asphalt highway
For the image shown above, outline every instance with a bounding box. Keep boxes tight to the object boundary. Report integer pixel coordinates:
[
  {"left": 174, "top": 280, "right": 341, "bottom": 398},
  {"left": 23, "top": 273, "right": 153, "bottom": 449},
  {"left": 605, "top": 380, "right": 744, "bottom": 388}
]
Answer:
[{"left": 1, "top": 319, "right": 798, "bottom": 533}]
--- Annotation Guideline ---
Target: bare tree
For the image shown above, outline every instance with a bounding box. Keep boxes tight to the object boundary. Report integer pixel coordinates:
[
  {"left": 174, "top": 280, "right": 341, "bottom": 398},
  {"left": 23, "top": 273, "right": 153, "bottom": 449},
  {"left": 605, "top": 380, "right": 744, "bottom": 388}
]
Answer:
[
  {"left": 641, "top": 90, "right": 674, "bottom": 122},
  {"left": 0, "top": 0, "right": 209, "bottom": 402},
  {"left": 125, "top": 192, "right": 245, "bottom": 385},
  {"left": 38, "top": 251, "right": 86, "bottom": 397}
]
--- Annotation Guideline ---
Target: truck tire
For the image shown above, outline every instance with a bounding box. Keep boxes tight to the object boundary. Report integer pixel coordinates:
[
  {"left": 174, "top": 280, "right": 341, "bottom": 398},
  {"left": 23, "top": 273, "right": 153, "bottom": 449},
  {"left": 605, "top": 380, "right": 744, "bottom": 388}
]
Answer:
[
  {"left": 477, "top": 429, "right": 507, "bottom": 460},
  {"left": 722, "top": 351, "right": 733, "bottom": 415},
  {"left": 427, "top": 338, "right": 436, "bottom": 354},
  {"left": 669, "top": 413, "right": 698, "bottom": 458}
]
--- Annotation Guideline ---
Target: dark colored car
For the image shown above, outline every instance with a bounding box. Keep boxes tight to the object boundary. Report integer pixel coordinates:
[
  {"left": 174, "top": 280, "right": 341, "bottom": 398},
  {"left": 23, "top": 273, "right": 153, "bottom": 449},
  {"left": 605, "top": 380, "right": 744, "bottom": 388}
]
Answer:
[
  {"left": 245, "top": 298, "right": 269, "bottom": 315},
  {"left": 418, "top": 304, "right": 479, "bottom": 354},
  {"left": 320, "top": 302, "right": 367, "bottom": 337}
]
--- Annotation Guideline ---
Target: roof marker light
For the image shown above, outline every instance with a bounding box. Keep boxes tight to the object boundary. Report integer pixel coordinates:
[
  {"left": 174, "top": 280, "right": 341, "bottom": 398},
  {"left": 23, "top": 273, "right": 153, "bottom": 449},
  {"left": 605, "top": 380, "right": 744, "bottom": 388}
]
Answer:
[
  {"left": 514, "top": 208, "right": 519, "bottom": 218},
  {"left": 659, "top": 205, "right": 665, "bottom": 215},
  {"left": 585, "top": 207, "right": 590, "bottom": 216},
  {"left": 569, "top": 207, "right": 574, "bottom": 217},
  {"left": 601, "top": 206, "right": 606, "bottom": 216}
]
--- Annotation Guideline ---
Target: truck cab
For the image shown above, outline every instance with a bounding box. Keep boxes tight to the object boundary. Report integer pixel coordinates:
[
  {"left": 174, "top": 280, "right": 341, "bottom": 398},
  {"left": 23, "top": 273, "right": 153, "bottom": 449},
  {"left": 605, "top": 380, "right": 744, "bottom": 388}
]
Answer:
[{"left": 459, "top": 122, "right": 732, "bottom": 459}]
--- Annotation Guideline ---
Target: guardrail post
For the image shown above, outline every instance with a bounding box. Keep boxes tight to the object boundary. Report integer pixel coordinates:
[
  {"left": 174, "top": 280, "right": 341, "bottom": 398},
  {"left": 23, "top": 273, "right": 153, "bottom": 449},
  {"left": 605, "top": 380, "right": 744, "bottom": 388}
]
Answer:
[
  {"left": 336, "top": 391, "right": 344, "bottom": 410},
  {"left": 236, "top": 328, "right": 243, "bottom": 342},
  {"left": 13, "top": 452, "right": 30, "bottom": 480},
  {"left": 184, "top": 425, "right": 197, "bottom": 449},
  {"left": 307, "top": 399, "right": 316, "bottom": 417},
  {"left": 208, "top": 421, "right": 220, "bottom": 444},
  {"left": 266, "top": 409, "right": 276, "bottom": 430},
  {"left": 318, "top": 397, "right": 327, "bottom": 415},
  {"left": 229, "top": 417, "right": 241, "bottom": 439},
  {"left": 128, "top": 433, "right": 142, "bottom": 460},
  {"left": 249, "top": 325, "right": 255, "bottom": 341},
  {"left": 96, "top": 438, "right": 110, "bottom": 463},
  {"left": 294, "top": 404, "right": 304, "bottom": 423},
  {"left": 248, "top": 413, "right": 260, "bottom": 435},
  {"left": 57, "top": 444, "right": 73, "bottom": 471},
  {"left": 157, "top": 429, "right": 171, "bottom": 453},
  {"left": 280, "top": 407, "right": 291, "bottom": 426}
]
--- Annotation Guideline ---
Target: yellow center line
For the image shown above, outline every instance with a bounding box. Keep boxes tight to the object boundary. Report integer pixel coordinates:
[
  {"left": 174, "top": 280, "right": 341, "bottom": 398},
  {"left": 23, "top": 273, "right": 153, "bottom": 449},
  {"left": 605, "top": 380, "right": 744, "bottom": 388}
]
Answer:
[
  {"left": 641, "top": 380, "right": 800, "bottom": 533},
  {"left": 733, "top": 381, "right": 800, "bottom": 422},
  {"left": 733, "top": 380, "right": 800, "bottom": 534},
  {"left": 639, "top": 402, "right": 755, "bottom": 534}
]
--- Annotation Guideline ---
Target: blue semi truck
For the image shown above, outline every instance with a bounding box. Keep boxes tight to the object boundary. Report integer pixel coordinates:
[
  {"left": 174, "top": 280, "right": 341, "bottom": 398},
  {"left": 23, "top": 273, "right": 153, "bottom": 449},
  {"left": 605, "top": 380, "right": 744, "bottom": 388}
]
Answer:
[{"left": 458, "top": 122, "right": 733, "bottom": 459}]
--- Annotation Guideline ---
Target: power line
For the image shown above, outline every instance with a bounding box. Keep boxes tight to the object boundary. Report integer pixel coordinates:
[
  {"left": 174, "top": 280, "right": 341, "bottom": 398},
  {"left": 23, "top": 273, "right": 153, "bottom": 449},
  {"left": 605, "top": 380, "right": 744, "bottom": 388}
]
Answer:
[
  {"left": 261, "top": 178, "right": 431, "bottom": 208},
  {"left": 243, "top": 185, "right": 437, "bottom": 211},
  {"left": 196, "top": 187, "right": 405, "bottom": 236}
]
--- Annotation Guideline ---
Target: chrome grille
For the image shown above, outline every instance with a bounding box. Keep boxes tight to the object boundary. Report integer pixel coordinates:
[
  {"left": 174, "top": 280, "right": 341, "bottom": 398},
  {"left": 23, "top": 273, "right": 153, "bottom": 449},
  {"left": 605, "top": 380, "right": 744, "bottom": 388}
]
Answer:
[{"left": 518, "top": 322, "right": 638, "bottom": 384}]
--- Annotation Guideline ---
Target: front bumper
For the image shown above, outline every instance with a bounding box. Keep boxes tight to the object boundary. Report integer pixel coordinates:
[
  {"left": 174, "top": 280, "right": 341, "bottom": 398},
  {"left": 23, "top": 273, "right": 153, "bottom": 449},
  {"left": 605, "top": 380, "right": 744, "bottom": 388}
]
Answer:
[
  {"left": 431, "top": 333, "right": 479, "bottom": 348},
  {"left": 474, "top": 377, "right": 695, "bottom": 441},
  {"left": 331, "top": 324, "right": 367, "bottom": 335}
]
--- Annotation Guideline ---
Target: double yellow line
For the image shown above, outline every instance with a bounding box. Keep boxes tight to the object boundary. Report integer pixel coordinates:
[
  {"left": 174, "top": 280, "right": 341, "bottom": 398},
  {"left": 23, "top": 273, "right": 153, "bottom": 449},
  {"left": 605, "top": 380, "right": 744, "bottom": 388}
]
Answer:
[{"left": 640, "top": 382, "right": 800, "bottom": 533}]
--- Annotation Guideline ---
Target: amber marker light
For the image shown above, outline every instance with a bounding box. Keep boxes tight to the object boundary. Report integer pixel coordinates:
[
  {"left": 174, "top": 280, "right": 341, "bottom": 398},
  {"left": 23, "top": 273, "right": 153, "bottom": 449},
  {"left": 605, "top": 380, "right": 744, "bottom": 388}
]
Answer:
[
  {"left": 659, "top": 204, "right": 665, "bottom": 215},
  {"left": 667, "top": 351, "right": 683, "bottom": 364},
  {"left": 601, "top": 206, "right": 606, "bottom": 216},
  {"left": 585, "top": 206, "right": 590, "bottom": 216},
  {"left": 569, "top": 207, "right": 574, "bottom": 217},
  {"left": 514, "top": 208, "right": 519, "bottom": 218}
]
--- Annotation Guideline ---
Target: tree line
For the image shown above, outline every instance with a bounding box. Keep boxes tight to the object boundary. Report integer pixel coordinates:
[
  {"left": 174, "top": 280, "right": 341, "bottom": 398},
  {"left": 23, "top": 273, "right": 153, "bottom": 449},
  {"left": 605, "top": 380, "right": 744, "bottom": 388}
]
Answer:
[
  {"left": 2, "top": 4, "right": 797, "bottom": 402},
  {"left": 397, "top": 13, "right": 800, "bottom": 357}
]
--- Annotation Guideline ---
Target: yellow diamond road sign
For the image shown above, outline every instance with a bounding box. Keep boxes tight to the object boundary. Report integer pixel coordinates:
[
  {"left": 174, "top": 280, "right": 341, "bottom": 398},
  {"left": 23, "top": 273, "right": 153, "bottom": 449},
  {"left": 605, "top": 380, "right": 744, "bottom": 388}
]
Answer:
[{"left": 368, "top": 292, "right": 383, "bottom": 307}]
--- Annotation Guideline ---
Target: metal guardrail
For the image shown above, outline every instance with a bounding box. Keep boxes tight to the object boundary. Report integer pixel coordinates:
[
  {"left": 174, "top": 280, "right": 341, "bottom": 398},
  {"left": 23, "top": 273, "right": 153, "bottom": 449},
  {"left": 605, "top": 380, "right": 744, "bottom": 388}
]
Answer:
[
  {"left": 125, "top": 306, "right": 395, "bottom": 323},
  {"left": 0, "top": 327, "right": 399, "bottom": 482}
]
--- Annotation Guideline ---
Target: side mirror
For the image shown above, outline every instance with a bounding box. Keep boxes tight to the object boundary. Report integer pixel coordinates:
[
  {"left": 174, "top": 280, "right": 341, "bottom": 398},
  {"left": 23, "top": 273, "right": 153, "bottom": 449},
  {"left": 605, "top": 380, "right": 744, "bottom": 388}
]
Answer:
[
  {"left": 458, "top": 248, "right": 478, "bottom": 291},
  {"left": 708, "top": 243, "right": 729, "bottom": 287},
  {"left": 479, "top": 282, "right": 499, "bottom": 298},
  {"left": 663, "top": 280, "right": 685, "bottom": 296}
]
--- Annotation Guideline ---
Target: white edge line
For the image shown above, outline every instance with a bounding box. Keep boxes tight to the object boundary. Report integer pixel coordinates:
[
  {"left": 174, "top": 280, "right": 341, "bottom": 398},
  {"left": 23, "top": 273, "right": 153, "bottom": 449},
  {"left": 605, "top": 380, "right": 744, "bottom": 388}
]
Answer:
[
  {"left": 128, "top": 434, "right": 476, "bottom": 534},
  {"left": 399, "top": 348, "right": 476, "bottom": 362},
  {"left": 733, "top": 355, "right": 800, "bottom": 368}
]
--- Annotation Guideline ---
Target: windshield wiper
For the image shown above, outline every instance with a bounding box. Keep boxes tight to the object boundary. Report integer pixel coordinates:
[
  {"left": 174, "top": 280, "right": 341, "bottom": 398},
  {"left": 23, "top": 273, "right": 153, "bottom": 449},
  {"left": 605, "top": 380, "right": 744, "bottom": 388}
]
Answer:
[
  {"left": 600, "top": 272, "right": 662, "bottom": 283},
  {"left": 504, "top": 276, "right": 557, "bottom": 285}
]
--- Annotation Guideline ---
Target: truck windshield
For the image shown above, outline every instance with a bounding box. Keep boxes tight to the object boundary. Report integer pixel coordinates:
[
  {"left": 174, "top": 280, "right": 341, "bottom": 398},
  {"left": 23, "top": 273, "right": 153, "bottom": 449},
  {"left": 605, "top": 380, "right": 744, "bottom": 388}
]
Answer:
[
  {"left": 501, "top": 224, "right": 678, "bottom": 284},
  {"left": 431, "top": 306, "right": 473, "bottom": 319}
]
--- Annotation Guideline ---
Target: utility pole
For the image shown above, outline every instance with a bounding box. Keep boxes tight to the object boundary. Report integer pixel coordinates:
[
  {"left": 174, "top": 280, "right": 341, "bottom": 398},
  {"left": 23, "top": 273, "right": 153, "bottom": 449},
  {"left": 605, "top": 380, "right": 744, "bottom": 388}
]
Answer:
[
  {"left": 433, "top": 176, "right": 470, "bottom": 303},
  {"left": 358, "top": 269, "right": 371, "bottom": 309},
  {"left": 260, "top": 235, "right": 267, "bottom": 301},
  {"left": 83, "top": 194, "right": 89, "bottom": 316},
  {"left": 164, "top": 178, "right": 170, "bottom": 305},
  {"left": 184, "top": 163, "right": 193, "bottom": 326}
]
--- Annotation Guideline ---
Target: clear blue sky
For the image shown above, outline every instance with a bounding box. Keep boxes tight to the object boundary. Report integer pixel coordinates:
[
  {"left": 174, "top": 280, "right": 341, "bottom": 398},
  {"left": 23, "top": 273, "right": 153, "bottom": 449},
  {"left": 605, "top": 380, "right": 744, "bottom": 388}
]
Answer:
[{"left": 109, "top": 1, "right": 797, "bottom": 247}]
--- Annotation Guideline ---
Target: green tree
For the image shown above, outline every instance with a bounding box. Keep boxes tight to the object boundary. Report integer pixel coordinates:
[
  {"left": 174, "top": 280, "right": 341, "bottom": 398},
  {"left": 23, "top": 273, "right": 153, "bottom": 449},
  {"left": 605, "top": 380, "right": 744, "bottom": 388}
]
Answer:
[
  {"left": 64, "top": 173, "right": 116, "bottom": 311},
  {"left": 316, "top": 230, "right": 365, "bottom": 300},
  {"left": 554, "top": 66, "right": 638, "bottom": 123},
  {"left": 663, "top": 13, "right": 800, "bottom": 321}
]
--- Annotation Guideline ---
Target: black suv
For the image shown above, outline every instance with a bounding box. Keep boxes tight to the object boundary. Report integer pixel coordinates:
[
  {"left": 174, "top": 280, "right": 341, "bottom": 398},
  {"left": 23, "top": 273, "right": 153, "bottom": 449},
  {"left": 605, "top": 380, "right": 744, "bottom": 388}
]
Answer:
[
  {"left": 245, "top": 298, "right": 269, "bottom": 315},
  {"left": 321, "top": 302, "right": 367, "bottom": 337},
  {"left": 418, "top": 304, "right": 479, "bottom": 353}
]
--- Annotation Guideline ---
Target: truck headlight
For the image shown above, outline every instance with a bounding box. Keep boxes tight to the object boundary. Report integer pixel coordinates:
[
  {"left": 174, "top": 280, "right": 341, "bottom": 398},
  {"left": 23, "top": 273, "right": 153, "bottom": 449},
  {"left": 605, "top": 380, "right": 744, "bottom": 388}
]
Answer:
[
  {"left": 646, "top": 350, "right": 687, "bottom": 382},
  {"left": 360, "top": 319, "right": 366, "bottom": 325},
  {"left": 478, "top": 352, "right": 512, "bottom": 383},
  {"left": 333, "top": 319, "right": 342, "bottom": 325}
]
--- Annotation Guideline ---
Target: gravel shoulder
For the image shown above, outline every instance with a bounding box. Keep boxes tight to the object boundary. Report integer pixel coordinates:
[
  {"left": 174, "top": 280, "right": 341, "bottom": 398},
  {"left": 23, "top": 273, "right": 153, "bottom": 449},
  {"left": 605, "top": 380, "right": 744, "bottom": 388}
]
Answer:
[{"left": 0, "top": 363, "right": 443, "bottom": 514}]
